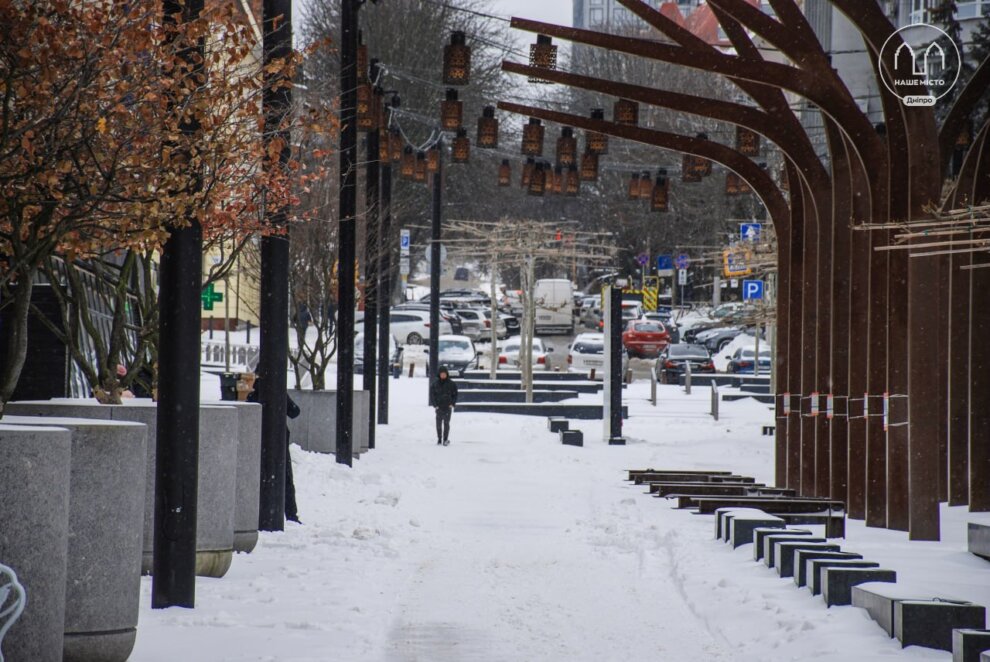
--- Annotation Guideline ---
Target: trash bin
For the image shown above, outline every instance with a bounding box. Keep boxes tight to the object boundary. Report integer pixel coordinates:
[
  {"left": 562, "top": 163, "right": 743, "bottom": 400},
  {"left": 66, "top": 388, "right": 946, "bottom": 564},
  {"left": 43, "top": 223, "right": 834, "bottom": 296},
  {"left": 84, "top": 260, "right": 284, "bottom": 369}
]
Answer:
[{"left": 219, "top": 372, "right": 238, "bottom": 401}]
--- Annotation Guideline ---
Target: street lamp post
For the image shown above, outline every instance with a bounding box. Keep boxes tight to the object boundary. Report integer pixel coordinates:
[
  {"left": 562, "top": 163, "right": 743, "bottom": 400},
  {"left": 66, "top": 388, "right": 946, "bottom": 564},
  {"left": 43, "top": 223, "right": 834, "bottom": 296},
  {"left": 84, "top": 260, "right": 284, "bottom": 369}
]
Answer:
[
  {"left": 362, "top": 65, "right": 382, "bottom": 450},
  {"left": 428, "top": 138, "right": 443, "bottom": 385}
]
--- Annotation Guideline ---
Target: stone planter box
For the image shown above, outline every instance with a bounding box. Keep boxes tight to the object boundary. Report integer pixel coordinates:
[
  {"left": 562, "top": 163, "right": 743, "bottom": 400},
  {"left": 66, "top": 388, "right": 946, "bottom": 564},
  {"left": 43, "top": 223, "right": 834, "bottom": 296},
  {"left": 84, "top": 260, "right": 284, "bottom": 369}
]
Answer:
[
  {"left": 6, "top": 400, "right": 238, "bottom": 578},
  {"left": 203, "top": 400, "right": 261, "bottom": 554},
  {"left": 287, "top": 389, "right": 370, "bottom": 456},
  {"left": 0, "top": 423, "right": 72, "bottom": 662},
  {"left": 5, "top": 416, "right": 146, "bottom": 662}
]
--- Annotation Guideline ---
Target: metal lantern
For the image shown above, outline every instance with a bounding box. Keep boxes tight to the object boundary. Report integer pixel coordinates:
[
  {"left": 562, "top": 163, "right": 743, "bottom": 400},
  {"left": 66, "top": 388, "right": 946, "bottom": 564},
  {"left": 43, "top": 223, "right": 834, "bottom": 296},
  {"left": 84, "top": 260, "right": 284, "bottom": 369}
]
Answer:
[
  {"left": 357, "top": 82, "right": 375, "bottom": 131},
  {"left": 414, "top": 151, "right": 428, "bottom": 183},
  {"left": 689, "top": 134, "right": 712, "bottom": 177},
  {"left": 378, "top": 128, "right": 390, "bottom": 162},
  {"left": 427, "top": 144, "right": 440, "bottom": 174},
  {"left": 628, "top": 173, "right": 640, "bottom": 200},
  {"left": 613, "top": 98, "right": 639, "bottom": 126},
  {"left": 565, "top": 164, "right": 580, "bottom": 196},
  {"left": 522, "top": 118, "right": 545, "bottom": 156},
  {"left": 528, "top": 161, "right": 547, "bottom": 196},
  {"left": 389, "top": 128, "right": 403, "bottom": 162},
  {"left": 443, "top": 31, "right": 471, "bottom": 85},
  {"left": 441, "top": 89, "right": 463, "bottom": 131},
  {"left": 498, "top": 159, "right": 512, "bottom": 187},
  {"left": 556, "top": 127, "right": 577, "bottom": 167},
  {"left": 651, "top": 169, "right": 669, "bottom": 212},
  {"left": 586, "top": 109, "right": 609, "bottom": 155},
  {"left": 552, "top": 165, "right": 564, "bottom": 195},
  {"left": 736, "top": 126, "right": 761, "bottom": 156},
  {"left": 452, "top": 128, "right": 470, "bottom": 163},
  {"left": 477, "top": 106, "right": 499, "bottom": 149},
  {"left": 401, "top": 146, "right": 415, "bottom": 178},
  {"left": 521, "top": 157, "right": 535, "bottom": 188},
  {"left": 725, "top": 171, "right": 751, "bottom": 195},
  {"left": 580, "top": 150, "right": 599, "bottom": 182},
  {"left": 682, "top": 154, "right": 702, "bottom": 183},
  {"left": 638, "top": 170, "right": 652, "bottom": 199},
  {"left": 529, "top": 34, "right": 557, "bottom": 84}
]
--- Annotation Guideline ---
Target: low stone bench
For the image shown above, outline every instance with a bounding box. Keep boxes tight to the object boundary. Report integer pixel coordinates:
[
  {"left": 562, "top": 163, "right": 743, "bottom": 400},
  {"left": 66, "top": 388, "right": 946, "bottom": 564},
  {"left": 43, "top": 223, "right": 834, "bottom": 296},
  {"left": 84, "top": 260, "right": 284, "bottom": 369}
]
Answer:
[
  {"left": 852, "top": 582, "right": 950, "bottom": 638},
  {"left": 896, "top": 600, "right": 985, "bottom": 651},
  {"left": 655, "top": 482, "right": 763, "bottom": 498},
  {"left": 808, "top": 559, "right": 880, "bottom": 596},
  {"left": 548, "top": 417, "right": 569, "bottom": 433},
  {"left": 764, "top": 536, "right": 826, "bottom": 569},
  {"left": 729, "top": 512, "right": 785, "bottom": 549},
  {"left": 777, "top": 511, "right": 847, "bottom": 538},
  {"left": 794, "top": 550, "right": 863, "bottom": 588},
  {"left": 753, "top": 528, "right": 812, "bottom": 562},
  {"left": 560, "top": 429, "right": 583, "bottom": 447},
  {"left": 970, "top": 523, "right": 990, "bottom": 561},
  {"left": 823, "top": 567, "right": 896, "bottom": 606},
  {"left": 713, "top": 507, "right": 765, "bottom": 540},
  {"left": 775, "top": 541, "right": 841, "bottom": 578},
  {"left": 628, "top": 468, "right": 733, "bottom": 481},
  {"left": 953, "top": 629, "right": 990, "bottom": 662},
  {"left": 634, "top": 472, "right": 748, "bottom": 485}
]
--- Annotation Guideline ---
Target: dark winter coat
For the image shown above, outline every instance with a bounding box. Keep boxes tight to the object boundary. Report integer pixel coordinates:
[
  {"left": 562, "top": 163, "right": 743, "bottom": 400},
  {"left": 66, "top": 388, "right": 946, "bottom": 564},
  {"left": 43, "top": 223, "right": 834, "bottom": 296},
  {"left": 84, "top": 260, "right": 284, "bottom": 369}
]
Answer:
[{"left": 430, "top": 375, "right": 459, "bottom": 410}]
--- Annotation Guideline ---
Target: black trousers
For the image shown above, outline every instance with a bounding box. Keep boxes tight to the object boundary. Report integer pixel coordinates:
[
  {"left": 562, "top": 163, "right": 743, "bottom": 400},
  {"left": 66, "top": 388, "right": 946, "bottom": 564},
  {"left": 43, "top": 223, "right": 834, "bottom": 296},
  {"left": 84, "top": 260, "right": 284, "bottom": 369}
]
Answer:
[
  {"left": 435, "top": 406, "right": 452, "bottom": 441},
  {"left": 285, "top": 428, "right": 299, "bottom": 521}
]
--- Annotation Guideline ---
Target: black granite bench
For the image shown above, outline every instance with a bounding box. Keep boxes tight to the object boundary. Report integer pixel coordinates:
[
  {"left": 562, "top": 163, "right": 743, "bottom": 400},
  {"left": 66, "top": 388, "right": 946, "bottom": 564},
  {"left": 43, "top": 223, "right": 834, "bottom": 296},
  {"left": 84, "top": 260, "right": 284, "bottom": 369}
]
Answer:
[
  {"left": 761, "top": 425, "right": 775, "bottom": 436},
  {"left": 548, "top": 417, "right": 569, "bottom": 433},
  {"left": 794, "top": 550, "right": 862, "bottom": 588},
  {"left": 728, "top": 513, "right": 785, "bottom": 549},
  {"left": 560, "top": 429, "right": 583, "bottom": 447},
  {"left": 775, "top": 541, "right": 841, "bottom": 578},
  {"left": 807, "top": 559, "right": 880, "bottom": 596},
  {"left": 694, "top": 497, "right": 846, "bottom": 538},
  {"left": 714, "top": 508, "right": 769, "bottom": 540},
  {"left": 456, "top": 403, "right": 627, "bottom": 419},
  {"left": 634, "top": 473, "right": 752, "bottom": 485},
  {"left": 675, "top": 487, "right": 798, "bottom": 509},
  {"left": 851, "top": 582, "right": 982, "bottom": 646},
  {"left": 651, "top": 481, "right": 766, "bottom": 496},
  {"left": 628, "top": 469, "right": 734, "bottom": 481},
  {"left": 753, "top": 529, "right": 812, "bottom": 562},
  {"left": 896, "top": 600, "right": 986, "bottom": 650},
  {"left": 953, "top": 628, "right": 990, "bottom": 662},
  {"left": 823, "top": 567, "right": 897, "bottom": 606},
  {"left": 764, "top": 536, "right": 826, "bottom": 569},
  {"left": 970, "top": 523, "right": 990, "bottom": 562},
  {"left": 457, "top": 389, "right": 579, "bottom": 403},
  {"left": 776, "top": 512, "right": 847, "bottom": 538}
]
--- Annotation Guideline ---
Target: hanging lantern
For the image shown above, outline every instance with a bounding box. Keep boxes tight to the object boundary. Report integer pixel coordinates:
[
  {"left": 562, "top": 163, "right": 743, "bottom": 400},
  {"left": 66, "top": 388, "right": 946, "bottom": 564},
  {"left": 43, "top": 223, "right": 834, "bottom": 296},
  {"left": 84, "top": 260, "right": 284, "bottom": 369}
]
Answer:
[
  {"left": 638, "top": 170, "right": 652, "bottom": 199},
  {"left": 401, "top": 146, "right": 415, "bottom": 179},
  {"left": 389, "top": 128, "right": 403, "bottom": 162},
  {"left": 528, "top": 161, "right": 547, "bottom": 196},
  {"left": 580, "top": 150, "right": 599, "bottom": 182},
  {"left": 586, "top": 108, "right": 609, "bottom": 155},
  {"left": 529, "top": 35, "right": 558, "bottom": 83},
  {"left": 414, "top": 151, "right": 428, "bottom": 183},
  {"left": 521, "top": 157, "right": 535, "bottom": 188},
  {"left": 682, "top": 154, "right": 701, "bottom": 183},
  {"left": 378, "top": 128, "right": 390, "bottom": 162},
  {"left": 735, "top": 126, "right": 761, "bottom": 156},
  {"left": 651, "top": 169, "right": 669, "bottom": 212},
  {"left": 427, "top": 144, "right": 440, "bottom": 174},
  {"left": 443, "top": 31, "right": 471, "bottom": 85},
  {"left": 725, "top": 171, "right": 746, "bottom": 195},
  {"left": 628, "top": 173, "right": 640, "bottom": 200},
  {"left": 556, "top": 127, "right": 577, "bottom": 167},
  {"left": 356, "top": 32, "right": 368, "bottom": 84},
  {"left": 552, "top": 165, "right": 564, "bottom": 195},
  {"left": 357, "top": 82, "right": 375, "bottom": 131},
  {"left": 441, "top": 89, "right": 463, "bottom": 131},
  {"left": 614, "top": 99, "right": 639, "bottom": 126},
  {"left": 477, "top": 106, "right": 499, "bottom": 149},
  {"left": 498, "top": 159, "right": 512, "bottom": 187},
  {"left": 522, "top": 118, "right": 545, "bottom": 156},
  {"left": 452, "top": 128, "right": 470, "bottom": 163},
  {"left": 565, "top": 164, "right": 580, "bottom": 196}
]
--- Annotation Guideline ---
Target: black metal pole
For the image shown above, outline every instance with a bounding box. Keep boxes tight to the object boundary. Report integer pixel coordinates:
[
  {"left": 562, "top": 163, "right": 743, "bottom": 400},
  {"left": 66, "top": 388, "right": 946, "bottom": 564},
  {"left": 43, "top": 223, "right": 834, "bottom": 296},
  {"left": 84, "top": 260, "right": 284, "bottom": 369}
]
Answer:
[
  {"left": 256, "top": 0, "right": 292, "bottom": 531},
  {"left": 377, "top": 161, "right": 393, "bottom": 424},
  {"left": 429, "top": 139, "right": 443, "bottom": 384},
  {"left": 153, "top": 0, "right": 204, "bottom": 609},
  {"left": 362, "top": 74, "right": 380, "bottom": 449},
  {"left": 609, "top": 283, "right": 623, "bottom": 442},
  {"left": 336, "top": 0, "right": 359, "bottom": 466}
]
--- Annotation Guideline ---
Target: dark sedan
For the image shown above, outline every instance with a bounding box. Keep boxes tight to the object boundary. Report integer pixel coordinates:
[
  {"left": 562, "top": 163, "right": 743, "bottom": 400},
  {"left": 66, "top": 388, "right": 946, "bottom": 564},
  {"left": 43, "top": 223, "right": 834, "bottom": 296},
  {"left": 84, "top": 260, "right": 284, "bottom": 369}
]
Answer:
[{"left": 655, "top": 344, "right": 716, "bottom": 383}]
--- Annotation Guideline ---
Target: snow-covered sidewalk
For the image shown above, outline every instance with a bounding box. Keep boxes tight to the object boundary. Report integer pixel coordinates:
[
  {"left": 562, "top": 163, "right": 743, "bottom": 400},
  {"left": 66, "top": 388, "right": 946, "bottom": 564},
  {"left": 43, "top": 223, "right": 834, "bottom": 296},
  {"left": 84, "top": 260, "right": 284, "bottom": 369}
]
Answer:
[{"left": 131, "top": 378, "right": 981, "bottom": 661}]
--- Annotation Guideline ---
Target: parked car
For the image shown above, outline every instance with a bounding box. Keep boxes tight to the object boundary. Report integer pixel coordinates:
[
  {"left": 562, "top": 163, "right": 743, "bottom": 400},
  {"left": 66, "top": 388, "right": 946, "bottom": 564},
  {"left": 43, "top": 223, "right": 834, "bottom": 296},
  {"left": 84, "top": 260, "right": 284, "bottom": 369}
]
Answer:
[
  {"left": 482, "top": 309, "right": 509, "bottom": 340},
  {"left": 581, "top": 299, "right": 602, "bottom": 329},
  {"left": 354, "top": 333, "right": 402, "bottom": 376},
  {"left": 654, "top": 344, "right": 715, "bottom": 383},
  {"left": 534, "top": 278, "right": 574, "bottom": 334},
  {"left": 620, "top": 301, "right": 643, "bottom": 323},
  {"left": 725, "top": 347, "right": 772, "bottom": 374},
  {"left": 643, "top": 312, "right": 679, "bottom": 343},
  {"left": 621, "top": 320, "right": 671, "bottom": 359},
  {"left": 453, "top": 266, "right": 470, "bottom": 281},
  {"left": 500, "top": 312, "right": 521, "bottom": 336},
  {"left": 427, "top": 335, "right": 480, "bottom": 375},
  {"left": 452, "top": 308, "right": 485, "bottom": 340},
  {"left": 566, "top": 332, "right": 629, "bottom": 378},
  {"left": 392, "top": 303, "right": 463, "bottom": 335},
  {"left": 498, "top": 337, "right": 551, "bottom": 369},
  {"left": 702, "top": 327, "right": 749, "bottom": 353},
  {"left": 388, "top": 309, "right": 452, "bottom": 345}
]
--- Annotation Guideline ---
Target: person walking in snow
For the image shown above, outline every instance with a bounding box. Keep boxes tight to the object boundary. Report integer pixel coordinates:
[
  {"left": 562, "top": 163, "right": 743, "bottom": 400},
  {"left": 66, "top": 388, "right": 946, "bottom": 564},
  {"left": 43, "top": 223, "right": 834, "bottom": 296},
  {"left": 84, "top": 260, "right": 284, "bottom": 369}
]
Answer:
[{"left": 429, "top": 365, "right": 459, "bottom": 446}]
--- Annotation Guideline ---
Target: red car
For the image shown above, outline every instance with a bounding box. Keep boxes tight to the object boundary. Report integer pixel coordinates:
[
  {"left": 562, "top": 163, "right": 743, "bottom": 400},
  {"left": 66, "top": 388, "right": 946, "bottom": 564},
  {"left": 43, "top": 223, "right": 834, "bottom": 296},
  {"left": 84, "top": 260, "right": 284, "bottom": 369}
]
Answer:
[{"left": 621, "top": 320, "right": 671, "bottom": 358}]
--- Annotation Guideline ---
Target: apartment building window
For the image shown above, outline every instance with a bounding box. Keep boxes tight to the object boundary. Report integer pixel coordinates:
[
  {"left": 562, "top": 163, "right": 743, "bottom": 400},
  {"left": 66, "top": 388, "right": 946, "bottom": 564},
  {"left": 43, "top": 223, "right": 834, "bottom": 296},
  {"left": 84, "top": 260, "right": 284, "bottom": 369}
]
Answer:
[
  {"left": 909, "top": 0, "right": 929, "bottom": 24},
  {"left": 956, "top": 0, "right": 989, "bottom": 19},
  {"left": 590, "top": 7, "right": 604, "bottom": 24}
]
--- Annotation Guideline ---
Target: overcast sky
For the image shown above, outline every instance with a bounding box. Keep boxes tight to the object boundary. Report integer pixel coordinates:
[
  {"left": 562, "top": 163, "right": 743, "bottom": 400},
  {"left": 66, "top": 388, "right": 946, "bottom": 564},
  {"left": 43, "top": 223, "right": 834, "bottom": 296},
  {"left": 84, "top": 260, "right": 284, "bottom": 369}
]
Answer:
[{"left": 490, "top": 0, "right": 572, "bottom": 26}]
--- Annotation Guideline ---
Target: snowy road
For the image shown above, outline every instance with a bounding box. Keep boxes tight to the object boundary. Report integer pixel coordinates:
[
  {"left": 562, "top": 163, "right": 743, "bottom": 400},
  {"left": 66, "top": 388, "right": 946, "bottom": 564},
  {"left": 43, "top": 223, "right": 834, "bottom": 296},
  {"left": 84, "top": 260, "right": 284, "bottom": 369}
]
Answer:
[{"left": 131, "top": 377, "right": 968, "bottom": 661}]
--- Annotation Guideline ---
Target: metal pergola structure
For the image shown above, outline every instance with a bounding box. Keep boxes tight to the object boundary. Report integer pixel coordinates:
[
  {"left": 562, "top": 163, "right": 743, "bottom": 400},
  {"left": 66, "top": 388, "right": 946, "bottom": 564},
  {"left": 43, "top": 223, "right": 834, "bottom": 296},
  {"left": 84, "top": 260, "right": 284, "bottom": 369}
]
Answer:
[{"left": 495, "top": 0, "right": 990, "bottom": 540}]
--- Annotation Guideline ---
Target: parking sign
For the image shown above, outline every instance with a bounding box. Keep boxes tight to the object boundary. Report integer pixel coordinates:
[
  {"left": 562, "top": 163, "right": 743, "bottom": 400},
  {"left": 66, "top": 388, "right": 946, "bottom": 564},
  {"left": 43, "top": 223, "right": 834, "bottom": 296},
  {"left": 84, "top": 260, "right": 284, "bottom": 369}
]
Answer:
[
  {"left": 740, "top": 223, "right": 762, "bottom": 242},
  {"left": 400, "top": 229, "right": 411, "bottom": 254},
  {"left": 675, "top": 254, "right": 690, "bottom": 270},
  {"left": 742, "top": 279, "right": 764, "bottom": 301}
]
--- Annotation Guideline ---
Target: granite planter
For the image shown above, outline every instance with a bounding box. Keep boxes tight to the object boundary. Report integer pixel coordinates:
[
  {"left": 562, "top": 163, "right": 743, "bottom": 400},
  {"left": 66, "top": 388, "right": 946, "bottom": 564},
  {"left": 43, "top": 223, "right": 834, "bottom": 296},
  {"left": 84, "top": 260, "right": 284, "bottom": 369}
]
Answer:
[
  {"left": 0, "top": 423, "right": 72, "bottom": 662},
  {"left": 203, "top": 400, "right": 261, "bottom": 554},
  {"left": 287, "top": 389, "right": 370, "bottom": 456},
  {"left": 5, "top": 416, "right": 146, "bottom": 662}
]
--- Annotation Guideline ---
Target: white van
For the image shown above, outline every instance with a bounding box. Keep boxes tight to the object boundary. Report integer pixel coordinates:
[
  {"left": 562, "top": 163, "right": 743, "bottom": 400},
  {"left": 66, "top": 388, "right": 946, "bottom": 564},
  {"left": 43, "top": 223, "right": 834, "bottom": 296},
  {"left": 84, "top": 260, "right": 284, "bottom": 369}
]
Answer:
[{"left": 533, "top": 279, "right": 574, "bottom": 335}]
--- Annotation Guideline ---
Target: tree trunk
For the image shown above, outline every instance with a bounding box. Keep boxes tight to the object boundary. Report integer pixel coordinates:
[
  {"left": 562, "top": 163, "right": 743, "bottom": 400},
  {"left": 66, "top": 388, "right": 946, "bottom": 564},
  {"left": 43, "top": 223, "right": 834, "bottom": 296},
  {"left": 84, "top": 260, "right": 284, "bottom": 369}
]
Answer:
[{"left": 0, "top": 266, "right": 37, "bottom": 416}]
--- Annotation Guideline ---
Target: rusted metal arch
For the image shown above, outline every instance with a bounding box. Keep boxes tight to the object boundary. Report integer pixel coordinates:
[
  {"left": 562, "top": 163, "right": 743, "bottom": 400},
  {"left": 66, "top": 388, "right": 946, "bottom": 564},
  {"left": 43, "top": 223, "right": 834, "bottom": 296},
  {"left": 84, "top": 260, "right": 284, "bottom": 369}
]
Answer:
[
  {"left": 496, "top": 100, "right": 790, "bottom": 230},
  {"left": 940, "top": 56, "right": 990, "bottom": 175}
]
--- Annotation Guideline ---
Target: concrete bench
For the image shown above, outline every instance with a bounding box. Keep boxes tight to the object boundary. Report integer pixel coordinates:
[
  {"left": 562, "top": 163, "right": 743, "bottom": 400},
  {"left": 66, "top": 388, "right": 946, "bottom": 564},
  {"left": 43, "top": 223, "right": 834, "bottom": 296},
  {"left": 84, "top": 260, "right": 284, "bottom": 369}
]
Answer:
[
  {"left": 851, "top": 582, "right": 983, "bottom": 647},
  {"left": 953, "top": 628, "right": 990, "bottom": 662},
  {"left": 775, "top": 541, "right": 841, "bottom": 578},
  {"left": 627, "top": 469, "right": 733, "bottom": 481},
  {"left": 823, "top": 567, "right": 897, "bottom": 606},
  {"left": 808, "top": 559, "right": 880, "bottom": 596},
  {"left": 694, "top": 496, "right": 844, "bottom": 516},
  {"left": 764, "top": 536, "right": 826, "bottom": 569},
  {"left": 653, "top": 482, "right": 765, "bottom": 497},
  {"left": 634, "top": 473, "right": 751, "bottom": 485},
  {"left": 896, "top": 600, "right": 985, "bottom": 651},
  {"left": 753, "top": 528, "right": 812, "bottom": 561},
  {"left": 777, "top": 511, "right": 847, "bottom": 538},
  {"left": 794, "top": 551, "right": 863, "bottom": 588},
  {"left": 970, "top": 523, "right": 990, "bottom": 561},
  {"left": 728, "top": 513, "right": 785, "bottom": 549},
  {"left": 548, "top": 417, "right": 569, "bottom": 433},
  {"left": 713, "top": 508, "right": 767, "bottom": 540},
  {"left": 560, "top": 429, "right": 583, "bottom": 447}
]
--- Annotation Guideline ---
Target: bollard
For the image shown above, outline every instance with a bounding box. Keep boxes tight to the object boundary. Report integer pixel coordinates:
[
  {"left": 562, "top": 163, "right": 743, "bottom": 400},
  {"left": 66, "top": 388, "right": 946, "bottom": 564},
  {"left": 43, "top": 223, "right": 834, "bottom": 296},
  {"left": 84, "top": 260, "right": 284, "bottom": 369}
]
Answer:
[
  {"left": 711, "top": 383, "right": 720, "bottom": 421},
  {"left": 650, "top": 369, "right": 657, "bottom": 407},
  {"left": 408, "top": 362, "right": 415, "bottom": 378},
  {"left": 625, "top": 368, "right": 633, "bottom": 384},
  {"left": 589, "top": 368, "right": 596, "bottom": 380},
  {"left": 685, "top": 360, "right": 693, "bottom": 395}
]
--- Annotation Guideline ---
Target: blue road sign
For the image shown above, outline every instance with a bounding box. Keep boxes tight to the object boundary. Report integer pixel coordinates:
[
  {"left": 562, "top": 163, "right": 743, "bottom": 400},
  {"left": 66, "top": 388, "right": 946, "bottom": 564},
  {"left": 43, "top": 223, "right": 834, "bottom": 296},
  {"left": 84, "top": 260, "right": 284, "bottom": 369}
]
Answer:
[
  {"left": 675, "top": 253, "right": 690, "bottom": 269},
  {"left": 656, "top": 255, "right": 674, "bottom": 271},
  {"left": 400, "top": 230, "right": 411, "bottom": 250},
  {"left": 740, "top": 223, "right": 762, "bottom": 242},
  {"left": 743, "top": 279, "right": 765, "bottom": 301},
  {"left": 637, "top": 253, "right": 649, "bottom": 266}
]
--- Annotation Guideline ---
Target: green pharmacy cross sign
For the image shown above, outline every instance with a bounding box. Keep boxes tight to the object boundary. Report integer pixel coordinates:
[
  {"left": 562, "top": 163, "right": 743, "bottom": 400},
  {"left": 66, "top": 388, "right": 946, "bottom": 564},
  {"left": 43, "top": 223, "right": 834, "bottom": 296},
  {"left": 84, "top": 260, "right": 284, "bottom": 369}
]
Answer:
[{"left": 201, "top": 284, "right": 223, "bottom": 311}]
